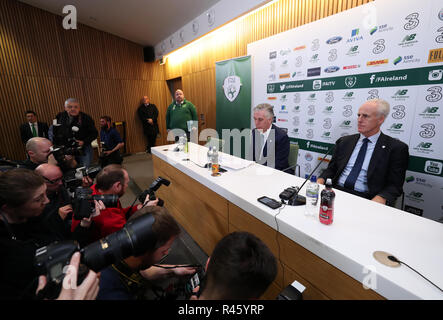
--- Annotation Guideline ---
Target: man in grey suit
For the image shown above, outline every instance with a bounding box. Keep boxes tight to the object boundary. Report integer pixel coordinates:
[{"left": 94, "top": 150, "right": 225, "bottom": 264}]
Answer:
[{"left": 318, "top": 99, "right": 409, "bottom": 205}]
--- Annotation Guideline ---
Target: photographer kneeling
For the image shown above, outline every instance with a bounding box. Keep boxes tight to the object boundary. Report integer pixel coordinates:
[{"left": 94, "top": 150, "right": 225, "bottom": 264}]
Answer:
[
  {"left": 71, "top": 164, "right": 157, "bottom": 242},
  {"left": 0, "top": 169, "right": 102, "bottom": 299},
  {"left": 97, "top": 205, "right": 196, "bottom": 300}
]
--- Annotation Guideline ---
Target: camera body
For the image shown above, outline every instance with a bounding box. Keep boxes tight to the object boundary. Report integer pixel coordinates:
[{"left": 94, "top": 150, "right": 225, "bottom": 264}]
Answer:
[
  {"left": 72, "top": 186, "right": 118, "bottom": 220},
  {"left": 138, "top": 176, "right": 170, "bottom": 207},
  {"left": 35, "top": 213, "right": 158, "bottom": 299},
  {"left": 63, "top": 165, "right": 101, "bottom": 193}
]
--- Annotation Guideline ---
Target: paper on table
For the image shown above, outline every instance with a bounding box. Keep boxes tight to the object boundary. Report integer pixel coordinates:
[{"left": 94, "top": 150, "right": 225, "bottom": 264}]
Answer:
[{"left": 219, "top": 153, "right": 254, "bottom": 170}]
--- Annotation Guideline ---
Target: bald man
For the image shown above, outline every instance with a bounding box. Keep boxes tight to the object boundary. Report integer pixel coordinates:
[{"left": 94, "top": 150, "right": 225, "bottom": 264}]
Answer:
[
  {"left": 166, "top": 89, "right": 197, "bottom": 141},
  {"left": 21, "top": 137, "right": 53, "bottom": 170},
  {"left": 35, "top": 163, "right": 92, "bottom": 244}
]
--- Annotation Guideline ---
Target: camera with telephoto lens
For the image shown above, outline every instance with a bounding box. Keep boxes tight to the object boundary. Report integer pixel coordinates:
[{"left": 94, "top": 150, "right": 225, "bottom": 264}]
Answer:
[
  {"left": 63, "top": 165, "right": 102, "bottom": 193},
  {"left": 51, "top": 122, "right": 84, "bottom": 163},
  {"left": 35, "top": 213, "right": 158, "bottom": 300},
  {"left": 72, "top": 186, "right": 118, "bottom": 220},
  {"left": 138, "top": 176, "right": 170, "bottom": 207}
]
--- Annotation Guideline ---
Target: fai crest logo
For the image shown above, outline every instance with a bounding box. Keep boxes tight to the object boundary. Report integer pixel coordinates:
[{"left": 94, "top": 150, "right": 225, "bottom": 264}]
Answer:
[
  {"left": 223, "top": 75, "right": 242, "bottom": 102},
  {"left": 345, "top": 76, "right": 357, "bottom": 88}
]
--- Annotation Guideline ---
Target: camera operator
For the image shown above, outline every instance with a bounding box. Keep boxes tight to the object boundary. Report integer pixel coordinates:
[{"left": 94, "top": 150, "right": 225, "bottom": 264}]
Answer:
[
  {"left": 191, "top": 231, "right": 277, "bottom": 300},
  {"left": 55, "top": 98, "right": 98, "bottom": 168},
  {"left": 99, "top": 116, "right": 124, "bottom": 167},
  {"left": 97, "top": 205, "right": 196, "bottom": 300},
  {"left": 20, "top": 137, "right": 77, "bottom": 171},
  {"left": 0, "top": 169, "right": 105, "bottom": 299},
  {"left": 71, "top": 164, "right": 157, "bottom": 242},
  {"left": 35, "top": 164, "right": 97, "bottom": 246},
  {"left": 36, "top": 252, "right": 100, "bottom": 300}
]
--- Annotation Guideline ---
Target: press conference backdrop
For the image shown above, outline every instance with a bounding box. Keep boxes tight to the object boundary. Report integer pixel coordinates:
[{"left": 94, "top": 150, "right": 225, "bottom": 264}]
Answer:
[{"left": 248, "top": 0, "right": 443, "bottom": 221}]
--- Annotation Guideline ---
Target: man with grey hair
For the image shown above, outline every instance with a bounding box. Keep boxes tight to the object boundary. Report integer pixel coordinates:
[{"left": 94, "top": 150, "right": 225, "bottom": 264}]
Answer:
[
  {"left": 318, "top": 99, "right": 409, "bottom": 205},
  {"left": 251, "top": 103, "right": 290, "bottom": 172},
  {"left": 54, "top": 98, "right": 97, "bottom": 168}
]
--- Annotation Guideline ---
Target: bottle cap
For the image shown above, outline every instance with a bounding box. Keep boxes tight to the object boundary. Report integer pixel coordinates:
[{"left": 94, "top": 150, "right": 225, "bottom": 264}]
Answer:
[
  {"left": 310, "top": 175, "right": 317, "bottom": 182},
  {"left": 305, "top": 174, "right": 309, "bottom": 179},
  {"left": 326, "top": 178, "right": 332, "bottom": 186}
]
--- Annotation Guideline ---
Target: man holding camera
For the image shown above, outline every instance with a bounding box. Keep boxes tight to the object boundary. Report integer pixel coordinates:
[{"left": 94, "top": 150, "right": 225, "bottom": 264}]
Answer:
[
  {"left": 99, "top": 116, "right": 124, "bottom": 167},
  {"left": 71, "top": 164, "right": 157, "bottom": 242},
  {"left": 54, "top": 98, "right": 98, "bottom": 168},
  {"left": 97, "top": 206, "right": 196, "bottom": 300}
]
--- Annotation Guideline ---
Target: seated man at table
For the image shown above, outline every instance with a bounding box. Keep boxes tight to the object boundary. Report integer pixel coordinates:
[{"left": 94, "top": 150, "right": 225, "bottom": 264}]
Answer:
[
  {"left": 318, "top": 99, "right": 409, "bottom": 205},
  {"left": 251, "top": 103, "right": 290, "bottom": 172},
  {"left": 193, "top": 231, "right": 277, "bottom": 300}
]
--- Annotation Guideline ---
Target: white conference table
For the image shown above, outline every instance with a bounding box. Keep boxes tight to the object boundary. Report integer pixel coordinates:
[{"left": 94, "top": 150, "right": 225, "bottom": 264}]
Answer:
[{"left": 152, "top": 143, "right": 443, "bottom": 300}]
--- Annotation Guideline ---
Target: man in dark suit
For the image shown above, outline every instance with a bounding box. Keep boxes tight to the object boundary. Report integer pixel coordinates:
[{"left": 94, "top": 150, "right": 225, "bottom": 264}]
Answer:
[
  {"left": 318, "top": 99, "right": 409, "bottom": 205},
  {"left": 19, "top": 110, "right": 49, "bottom": 144},
  {"left": 137, "top": 96, "right": 159, "bottom": 153},
  {"left": 251, "top": 103, "right": 290, "bottom": 172}
]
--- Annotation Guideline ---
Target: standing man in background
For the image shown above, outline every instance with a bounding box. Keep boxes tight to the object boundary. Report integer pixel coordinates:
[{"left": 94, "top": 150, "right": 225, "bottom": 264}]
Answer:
[
  {"left": 166, "top": 89, "right": 197, "bottom": 141},
  {"left": 137, "top": 96, "right": 159, "bottom": 154},
  {"left": 19, "top": 110, "right": 49, "bottom": 144}
]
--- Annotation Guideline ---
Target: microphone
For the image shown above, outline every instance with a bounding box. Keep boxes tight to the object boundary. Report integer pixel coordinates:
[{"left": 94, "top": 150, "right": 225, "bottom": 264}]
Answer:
[{"left": 283, "top": 145, "right": 334, "bottom": 206}]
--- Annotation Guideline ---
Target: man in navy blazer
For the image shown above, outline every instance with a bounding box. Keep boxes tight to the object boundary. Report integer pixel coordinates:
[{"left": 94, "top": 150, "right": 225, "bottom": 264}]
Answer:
[
  {"left": 251, "top": 103, "right": 290, "bottom": 172},
  {"left": 19, "top": 110, "right": 49, "bottom": 144},
  {"left": 318, "top": 99, "right": 409, "bottom": 205}
]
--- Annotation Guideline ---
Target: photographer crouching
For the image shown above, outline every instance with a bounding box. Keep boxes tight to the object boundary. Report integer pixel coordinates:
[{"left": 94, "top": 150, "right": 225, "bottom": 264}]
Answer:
[{"left": 0, "top": 169, "right": 103, "bottom": 299}]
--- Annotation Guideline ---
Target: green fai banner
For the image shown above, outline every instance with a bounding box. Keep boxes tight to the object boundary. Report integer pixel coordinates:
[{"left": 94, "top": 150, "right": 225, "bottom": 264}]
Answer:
[
  {"left": 289, "top": 138, "right": 334, "bottom": 153},
  {"left": 216, "top": 56, "right": 251, "bottom": 156},
  {"left": 267, "top": 66, "right": 443, "bottom": 94}
]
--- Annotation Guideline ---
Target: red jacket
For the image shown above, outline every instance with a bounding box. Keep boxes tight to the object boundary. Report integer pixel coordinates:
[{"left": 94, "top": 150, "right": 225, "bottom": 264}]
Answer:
[{"left": 71, "top": 184, "right": 138, "bottom": 243}]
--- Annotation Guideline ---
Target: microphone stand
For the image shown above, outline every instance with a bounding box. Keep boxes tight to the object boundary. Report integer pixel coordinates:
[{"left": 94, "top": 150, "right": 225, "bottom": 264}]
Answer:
[{"left": 287, "top": 146, "right": 334, "bottom": 206}]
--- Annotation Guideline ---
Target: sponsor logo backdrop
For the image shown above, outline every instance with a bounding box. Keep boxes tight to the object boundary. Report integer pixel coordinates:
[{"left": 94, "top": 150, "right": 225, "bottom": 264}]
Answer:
[{"left": 248, "top": 0, "right": 443, "bottom": 221}]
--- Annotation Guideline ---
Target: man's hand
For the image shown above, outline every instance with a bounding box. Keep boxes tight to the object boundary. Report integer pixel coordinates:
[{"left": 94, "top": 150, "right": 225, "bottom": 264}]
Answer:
[
  {"left": 147, "top": 118, "right": 153, "bottom": 125},
  {"left": 81, "top": 176, "right": 93, "bottom": 188},
  {"left": 139, "top": 265, "right": 197, "bottom": 281},
  {"left": 76, "top": 140, "right": 84, "bottom": 147},
  {"left": 372, "top": 195, "right": 387, "bottom": 205},
  {"left": 136, "top": 197, "right": 159, "bottom": 210},
  {"left": 317, "top": 178, "right": 325, "bottom": 185},
  {"left": 58, "top": 204, "right": 73, "bottom": 220},
  {"left": 103, "top": 151, "right": 112, "bottom": 156},
  {"left": 36, "top": 252, "right": 100, "bottom": 300}
]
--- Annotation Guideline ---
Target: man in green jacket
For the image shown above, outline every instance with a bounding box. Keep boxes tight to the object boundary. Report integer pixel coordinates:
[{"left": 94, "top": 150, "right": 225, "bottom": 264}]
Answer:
[{"left": 166, "top": 89, "right": 197, "bottom": 141}]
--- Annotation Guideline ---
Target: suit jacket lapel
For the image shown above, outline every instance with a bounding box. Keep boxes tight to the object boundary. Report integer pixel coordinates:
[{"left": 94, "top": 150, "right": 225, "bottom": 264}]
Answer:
[
  {"left": 367, "top": 132, "right": 387, "bottom": 179},
  {"left": 337, "top": 134, "right": 359, "bottom": 175}
]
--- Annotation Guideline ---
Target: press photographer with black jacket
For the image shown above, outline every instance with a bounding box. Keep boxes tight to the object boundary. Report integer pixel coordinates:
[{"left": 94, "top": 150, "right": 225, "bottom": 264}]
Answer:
[{"left": 0, "top": 169, "right": 101, "bottom": 299}]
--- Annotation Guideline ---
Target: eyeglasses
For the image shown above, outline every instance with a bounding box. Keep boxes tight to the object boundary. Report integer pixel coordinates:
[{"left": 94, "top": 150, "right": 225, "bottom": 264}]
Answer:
[{"left": 42, "top": 176, "right": 63, "bottom": 184}]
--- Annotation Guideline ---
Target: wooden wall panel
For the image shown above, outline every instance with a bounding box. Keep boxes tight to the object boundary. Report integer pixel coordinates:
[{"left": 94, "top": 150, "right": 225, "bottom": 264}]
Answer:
[
  {"left": 0, "top": 0, "right": 166, "bottom": 160},
  {"left": 1, "top": 0, "right": 373, "bottom": 161}
]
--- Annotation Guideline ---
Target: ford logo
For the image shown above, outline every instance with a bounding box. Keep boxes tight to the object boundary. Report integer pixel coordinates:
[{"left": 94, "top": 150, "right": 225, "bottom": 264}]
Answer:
[
  {"left": 324, "top": 66, "right": 340, "bottom": 73},
  {"left": 326, "top": 36, "right": 343, "bottom": 44}
]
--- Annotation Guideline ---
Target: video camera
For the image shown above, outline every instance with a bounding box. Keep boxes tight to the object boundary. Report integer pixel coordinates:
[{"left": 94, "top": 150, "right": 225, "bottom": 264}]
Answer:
[
  {"left": 72, "top": 186, "right": 118, "bottom": 220},
  {"left": 35, "top": 213, "right": 157, "bottom": 300},
  {"left": 138, "top": 176, "right": 170, "bottom": 207},
  {"left": 51, "top": 122, "right": 84, "bottom": 165}
]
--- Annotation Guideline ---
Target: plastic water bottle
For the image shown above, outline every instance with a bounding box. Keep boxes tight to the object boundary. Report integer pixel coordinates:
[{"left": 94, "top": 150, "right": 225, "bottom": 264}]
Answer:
[
  {"left": 178, "top": 135, "right": 185, "bottom": 151},
  {"left": 319, "top": 178, "right": 335, "bottom": 225},
  {"left": 207, "top": 147, "right": 214, "bottom": 171},
  {"left": 305, "top": 175, "right": 319, "bottom": 217},
  {"left": 183, "top": 134, "right": 189, "bottom": 153},
  {"left": 211, "top": 147, "right": 219, "bottom": 175}
]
